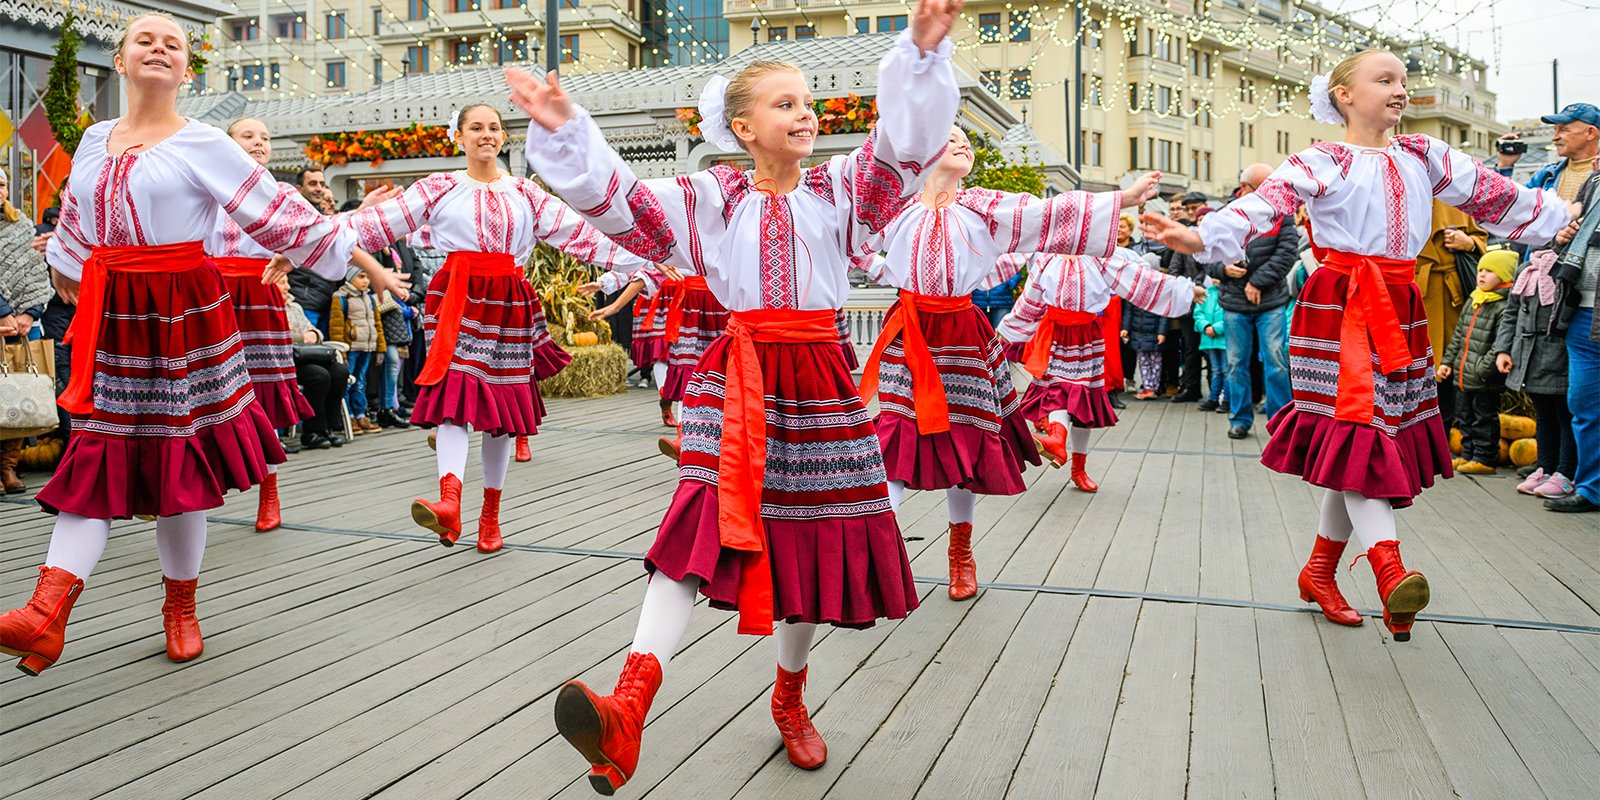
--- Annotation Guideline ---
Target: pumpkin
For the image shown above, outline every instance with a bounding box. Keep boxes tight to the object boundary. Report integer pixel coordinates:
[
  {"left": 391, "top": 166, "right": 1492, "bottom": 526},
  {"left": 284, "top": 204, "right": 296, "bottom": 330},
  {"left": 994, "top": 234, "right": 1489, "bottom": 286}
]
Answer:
[
  {"left": 1498, "top": 439, "right": 1511, "bottom": 465},
  {"left": 1499, "top": 413, "right": 1536, "bottom": 441},
  {"left": 572, "top": 331, "right": 599, "bottom": 347},
  {"left": 1508, "top": 438, "right": 1538, "bottom": 468},
  {"left": 1448, "top": 427, "right": 1463, "bottom": 456}
]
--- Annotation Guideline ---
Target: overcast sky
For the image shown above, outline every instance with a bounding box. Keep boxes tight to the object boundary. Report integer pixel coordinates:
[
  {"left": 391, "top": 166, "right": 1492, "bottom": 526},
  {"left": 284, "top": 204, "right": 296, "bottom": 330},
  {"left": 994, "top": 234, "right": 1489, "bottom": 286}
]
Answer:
[{"left": 1330, "top": 0, "right": 1599, "bottom": 123}]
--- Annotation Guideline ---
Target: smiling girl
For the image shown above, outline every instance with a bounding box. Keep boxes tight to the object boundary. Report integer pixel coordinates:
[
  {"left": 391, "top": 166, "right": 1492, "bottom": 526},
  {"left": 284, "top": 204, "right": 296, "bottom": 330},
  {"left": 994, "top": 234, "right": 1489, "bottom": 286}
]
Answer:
[{"left": 1143, "top": 49, "right": 1572, "bottom": 642}]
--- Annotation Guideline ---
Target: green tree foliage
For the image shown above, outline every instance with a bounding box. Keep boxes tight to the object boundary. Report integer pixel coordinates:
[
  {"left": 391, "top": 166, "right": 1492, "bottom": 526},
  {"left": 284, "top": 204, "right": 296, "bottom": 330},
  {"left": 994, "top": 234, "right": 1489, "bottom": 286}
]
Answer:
[
  {"left": 44, "top": 12, "right": 85, "bottom": 156},
  {"left": 963, "top": 142, "right": 1046, "bottom": 196}
]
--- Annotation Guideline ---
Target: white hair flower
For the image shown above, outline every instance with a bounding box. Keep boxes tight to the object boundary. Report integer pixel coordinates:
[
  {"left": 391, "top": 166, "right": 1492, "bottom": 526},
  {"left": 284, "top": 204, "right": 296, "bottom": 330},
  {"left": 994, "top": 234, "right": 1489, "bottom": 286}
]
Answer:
[
  {"left": 696, "top": 75, "right": 740, "bottom": 153},
  {"left": 446, "top": 107, "right": 461, "bottom": 140},
  {"left": 1308, "top": 74, "right": 1345, "bottom": 126}
]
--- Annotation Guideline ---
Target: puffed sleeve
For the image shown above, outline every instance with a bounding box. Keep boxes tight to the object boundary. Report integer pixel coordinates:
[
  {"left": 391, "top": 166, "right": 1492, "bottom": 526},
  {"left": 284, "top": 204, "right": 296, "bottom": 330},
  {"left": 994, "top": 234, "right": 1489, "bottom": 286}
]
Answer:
[
  {"left": 958, "top": 187, "right": 1124, "bottom": 259},
  {"left": 345, "top": 173, "right": 457, "bottom": 254},
  {"left": 1194, "top": 150, "right": 1327, "bottom": 264},
  {"left": 516, "top": 178, "right": 651, "bottom": 275},
  {"left": 1100, "top": 248, "right": 1197, "bottom": 317},
  {"left": 1415, "top": 135, "right": 1571, "bottom": 244},
  {"left": 45, "top": 175, "right": 91, "bottom": 280},
  {"left": 995, "top": 254, "right": 1048, "bottom": 343}
]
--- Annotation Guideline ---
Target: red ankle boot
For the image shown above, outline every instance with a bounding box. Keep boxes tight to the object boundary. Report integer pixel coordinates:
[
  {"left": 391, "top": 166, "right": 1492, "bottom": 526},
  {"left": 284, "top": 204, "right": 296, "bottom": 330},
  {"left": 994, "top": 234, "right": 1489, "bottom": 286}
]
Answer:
[
  {"left": 0, "top": 566, "right": 84, "bottom": 675},
  {"left": 1364, "top": 541, "right": 1429, "bottom": 641},
  {"left": 161, "top": 577, "right": 204, "bottom": 662},
  {"left": 657, "top": 433, "right": 681, "bottom": 462},
  {"left": 946, "top": 522, "right": 978, "bottom": 601},
  {"left": 1297, "top": 536, "right": 1363, "bottom": 626},
  {"left": 478, "top": 488, "right": 504, "bottom": 553},
  {"left": 515, "top": 435, "right": 532, "bottom": 463},
  {"left": 1034, "top": 421, "right": 1069, "bottom": 467},
  {"left": 255, "top": 472, "right": 282, "bottom": 532},
  {"left": 1069, "top": 452, "right": 1099, "bottom": 492},
  {"left": 660, "top": 401, "right": 678, "bottom": 428},
  {"left": 772, "top": 664, "right": 828, "bottom": 769},
  {"left": 554, "top": 650, "right": 664, "bottom": 795},
  {"left": 412, "top": 474, "right": 463, "bottom": 546}
]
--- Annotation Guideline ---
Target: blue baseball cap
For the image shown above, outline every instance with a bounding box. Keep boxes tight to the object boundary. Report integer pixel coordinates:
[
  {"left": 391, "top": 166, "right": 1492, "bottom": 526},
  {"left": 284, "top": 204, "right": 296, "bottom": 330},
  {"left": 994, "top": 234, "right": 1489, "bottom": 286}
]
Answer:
[{"left": 1542, "top": 102, "right": 1600, "bottom": 128}]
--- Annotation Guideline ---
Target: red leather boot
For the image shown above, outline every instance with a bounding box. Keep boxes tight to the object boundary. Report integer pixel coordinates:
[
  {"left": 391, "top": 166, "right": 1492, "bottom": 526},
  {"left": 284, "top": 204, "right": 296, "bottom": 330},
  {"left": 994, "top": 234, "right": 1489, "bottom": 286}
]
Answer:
[
  {"left": 946, "top": 522, "right": 978, "bottom": 601},
  {"left": 255, "top": 472, "right": 282, "bottom": 532},
  {"left": 161, "top": 577, "right": 204, "bottom": 662},
  {"left": 660, "top": 400, "right": 678, "bottom": 428},
  {"left": 412, "top": 474, "right": 463, "bottom": 546},
  {"left": 554, "top": 650, "right": 664, "bottom": 796},
  {"left": 1364, "top": 540, "right": 1429, "bottom": 641},
  {"left": 0, "top": 566, "right": 84, "bottom": 675},
  {"left": 657, "top": 432, "right": 681, "bottom": 462},
  {"left": 1069, "top": 452, "right": 1099, "bottom": 492},
  {"left": 1034, "top": 420, "right": 1069, "bottom": 467},
  {"left": 1297, "top": 536, "right": 1363, "bottom": 626},
  {"left": 772, "top": 664, "right": 828, "bottom": 769},
  {"left": 515, "top": 435, "right": 533, "bottom": 463},
  {"left": 477, "top": 488, "right": 504, "bottom": 553}
]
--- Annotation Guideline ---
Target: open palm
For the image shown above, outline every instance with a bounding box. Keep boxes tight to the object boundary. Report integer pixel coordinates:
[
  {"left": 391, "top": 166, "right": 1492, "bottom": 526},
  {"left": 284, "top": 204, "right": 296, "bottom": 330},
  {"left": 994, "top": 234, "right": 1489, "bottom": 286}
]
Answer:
[{"left": 505, "top": 68, "right": 575, "bottom": 132}]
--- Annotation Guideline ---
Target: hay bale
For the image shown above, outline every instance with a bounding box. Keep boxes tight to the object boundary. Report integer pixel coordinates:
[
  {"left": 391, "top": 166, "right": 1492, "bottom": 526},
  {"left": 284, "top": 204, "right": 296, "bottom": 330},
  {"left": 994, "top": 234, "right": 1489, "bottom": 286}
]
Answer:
[{"left": 538, "top": 343, "right": 629, "bottom": 398}]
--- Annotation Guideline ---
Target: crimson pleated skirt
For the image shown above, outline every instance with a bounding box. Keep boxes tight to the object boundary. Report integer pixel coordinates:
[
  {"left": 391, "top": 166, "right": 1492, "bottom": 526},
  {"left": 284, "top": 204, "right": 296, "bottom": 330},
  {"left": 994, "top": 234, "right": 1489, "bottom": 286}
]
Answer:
[
  {"left": 37, "top": 261, "right": 285, "bottom": 519},
  {"left": 646, "top": 336, "right": 919, "bottom": 628},
  {"left": 836, "top": 310, "right": 860, "bottom": 371},
  {"left": 660, "top": 284, "right": 729, "bottom": 402},
  {"left": 873, "top": 303, "right": 1039, "bottom": 495},
  {"left": 220, "top": 274, "right": 314, "bottom": 429},
  {"left": 1014, "top": 319, "right": 1120, "bottom": 429},
  {"left": 409, "top": 268, "right": 545, "bottom": 437},
  {"left": 630, "top": 282, "right": 677, "bottom": 368},
  {"left": 1261, "top": 268, "right": 1452, "bottom": 508}
]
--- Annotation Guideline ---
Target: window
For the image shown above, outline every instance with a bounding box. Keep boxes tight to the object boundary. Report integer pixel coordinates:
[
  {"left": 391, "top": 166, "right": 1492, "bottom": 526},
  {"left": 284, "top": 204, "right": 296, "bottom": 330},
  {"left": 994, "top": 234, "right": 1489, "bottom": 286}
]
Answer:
[
  {"left": 1277, "top": 130, "right": 1291, "bottom": 154},
  {"left": 408, "top": 0, "right": 429, "bottom": 21},
  {"left": 1201, "top": 150, "right": 1213, "bottom": 181},
  {"left": 1276, "top": 85, "right": 1291, "bottom": 109},
  {"left": 269, "top": 62, "right": 281, "bottom": 90},
  {"left": 241, "top": 64, "right": 265, "bottom": 90},
  {"left": 1238, "top": 77, "right": 1255, "bottom": 104},
  {"left": 1156, "top": 85, "right": 1173, "bottom": 111},
  {"left": 560, "top": 34, "right": 579, "bottom": 64},
  {"left": 878, "top": 15, "right": 908, "bottom": 33},
  {"left": 451, "top": 38, "right": 479, "bottom": 64},
  {"left": 796, "top": 26, "right": 815, "bottom": 40},
  {"left": 980, "top": 69, "right": 1002, "bottom": 96},
  {"left": 373, "top": 57, "right": 383, "bottom": 84},
  {"left": 1191, "top": 99, "right": 1212, "bottom": 128},
  {"left": 406, "top": 45, "right": 431, "bottom": 74},
  {"left": 1083, "top": 73, "right": 1101, "bottom": 104},
  {"left": 1085, "top": 18, "right": 1102, "bottom": 49},
  {"left": 497, "top": 36, "right": 528, "bottom": 64},
  {"left": 1257, "top": 0, "right": 1284, "bottom": 20},
  {"left": 1240, "top": 122, "right": 1255, "bottom": 147},
  {"left": 1128, "top": 26, "right": 1141, "bottom": 56},
  {"left": 1152, "top": 31, "right": 1171, "bottom": 61},
  {"left": 1127, "top": 83, "right": 1140, "bottom": 110},
  {"left": 1009, "top": 68, "right": 1032, "bottom": 100},
  {"left": 1009, "top": 10, "right": 1031, "bottom": 42},
  {"left": 1155, "top": 139, "right": 1176, "bottom": 173},
  {"left": 272, "top": 15, "right": 305, "bottom": 39},
  {"left": 856, "top": 18, "right": 870, "bottom": 35},
  {"left": 449, "top": 0, "right": 473, "bottom": 11},
  {"left": 1189, "top": 50, "right": 1211, "bottom": 77},
  {"left": 231, "top": 19, "right": 259, "bottom": 41},
  {"left": 326, "top": 12, "right": 347, "bottom": 39},
  {"left": 1130, "top": 137, "right": 1140, "bottom": 170},
  {"left": 768, "top": 27, "right": 787, "bottom": 42},
  {"left": 373, "top": 7, "right": 384, "bottom": 33},
  {"left": 978, "top": 13, "right": 1001, "bottom": 43},
  {"left": 326, "top": 61, "right": 346, "bottom": 88},
  {"left": 561, "top": 0, "right": 578, "bottom": 7},
  {"left": 1089, "top": 132, "right": 1103, "bottom": 166},
  {"left": 1190, "top": 148, "right": 1201, "bottom": 180}
]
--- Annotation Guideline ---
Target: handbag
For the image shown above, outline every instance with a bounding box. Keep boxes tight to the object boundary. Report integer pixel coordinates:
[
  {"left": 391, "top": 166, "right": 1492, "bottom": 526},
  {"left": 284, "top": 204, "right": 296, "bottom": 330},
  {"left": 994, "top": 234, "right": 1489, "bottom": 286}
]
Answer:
[
  {"left": 1453, "top": 247, "right": 1481, "bottom": 301},
  {"left": 293, "top": 343, "right": 339, "bottom": 366},
  {"left": 381, "top": 305, "right": 413, "bottom": 346},
  {"left": 0, "top": 339, "right": 60, "bottom": 440}
]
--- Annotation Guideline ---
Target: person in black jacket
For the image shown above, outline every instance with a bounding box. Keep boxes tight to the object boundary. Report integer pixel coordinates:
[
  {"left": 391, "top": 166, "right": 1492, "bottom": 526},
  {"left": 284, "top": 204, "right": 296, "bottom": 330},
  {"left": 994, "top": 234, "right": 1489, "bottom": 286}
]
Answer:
[
  {"left": 1205, "top": 164, "right": 1299, "bottom": 439},
  {"left": 1159, "top": 214, "right": 1210, "bottom": 402}
]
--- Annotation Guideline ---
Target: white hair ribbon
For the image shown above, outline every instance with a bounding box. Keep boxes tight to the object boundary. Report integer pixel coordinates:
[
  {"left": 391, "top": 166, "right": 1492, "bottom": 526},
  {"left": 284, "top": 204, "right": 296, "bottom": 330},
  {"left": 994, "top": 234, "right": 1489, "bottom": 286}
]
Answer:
[
  {"left": 1308, "top": 74, "right": 1345, "bottom": 126},
  {"left": 696, "top": 75, "right": 740, "bottom": 153}
]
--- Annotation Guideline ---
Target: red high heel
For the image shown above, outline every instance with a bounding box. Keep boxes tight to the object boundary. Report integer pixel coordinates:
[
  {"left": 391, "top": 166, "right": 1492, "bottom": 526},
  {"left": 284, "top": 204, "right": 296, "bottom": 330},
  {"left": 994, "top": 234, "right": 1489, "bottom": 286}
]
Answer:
[
  {"left": 1363, "top": 540, "right": 1429, "bottom": 641},
  {"left": 514, "top": 435, "right": 532, "bottom": 463},
  {"left": 412, "top": 474, "right": 463, "bottom": 546},
  {"left": 255, "top": 472, "right": 282, "bottom": 531},
  {"left": 554, "top": 651, "right": 664, "bottom": 795},
  {"left": 0, "top": 566, "right": 84, "bottom": 675},
  {"left": 477, "top": 487, "right": 504, "bottom": 553},
  {"left": 946, "top": 522, "right": 978, "bottom": 601},
  {"left": 161, "top": 577, "right": 203, "bottom": 662},
  {"left": 1069, "top": 452, "right": 1099, "bottom": 492},
  {"left": 1297, "top": 536, "right": 1363, "bottom": 626},
  {"left": 772, "top": 665, "right": 828, "bottom": 769},
  {"left": 1034, "top": 420, "right": 1068, "bottom": 467}
]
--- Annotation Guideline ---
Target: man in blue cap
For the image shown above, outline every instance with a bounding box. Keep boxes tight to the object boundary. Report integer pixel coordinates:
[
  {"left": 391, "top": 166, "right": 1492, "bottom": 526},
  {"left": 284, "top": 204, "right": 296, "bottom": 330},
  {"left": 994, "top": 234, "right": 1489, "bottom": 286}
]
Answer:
[{"left": 1498, "top": 103, "right": 1600, "bottom": 200}]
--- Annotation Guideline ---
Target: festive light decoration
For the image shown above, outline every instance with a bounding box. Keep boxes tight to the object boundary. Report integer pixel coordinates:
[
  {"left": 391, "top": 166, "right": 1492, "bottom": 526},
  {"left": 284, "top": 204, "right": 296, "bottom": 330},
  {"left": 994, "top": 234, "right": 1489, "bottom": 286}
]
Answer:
[{"left": 303, "top": 124, "right": 460, "bottom": 167}]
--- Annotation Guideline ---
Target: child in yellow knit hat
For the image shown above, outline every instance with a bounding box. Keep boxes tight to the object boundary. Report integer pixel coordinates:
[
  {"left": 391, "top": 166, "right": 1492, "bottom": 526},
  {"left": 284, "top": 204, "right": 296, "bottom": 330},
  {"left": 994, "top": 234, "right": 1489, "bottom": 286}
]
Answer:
[{"left": 1439, "top": 249, "right": 1518, "bottom": 474}]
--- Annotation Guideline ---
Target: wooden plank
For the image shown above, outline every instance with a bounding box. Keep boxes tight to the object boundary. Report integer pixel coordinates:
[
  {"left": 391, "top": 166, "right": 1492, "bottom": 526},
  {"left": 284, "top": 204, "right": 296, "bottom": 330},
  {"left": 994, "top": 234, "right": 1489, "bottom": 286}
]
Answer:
[
  {"left": 1186, "top": 605, "right": 1274, "bottom": 800},
  {"left": 1255, "top": 610, "right": 1367, "bottom": 798},
  {"left": 1092, "top": 601, "right": 1196, "bottom": 799}
]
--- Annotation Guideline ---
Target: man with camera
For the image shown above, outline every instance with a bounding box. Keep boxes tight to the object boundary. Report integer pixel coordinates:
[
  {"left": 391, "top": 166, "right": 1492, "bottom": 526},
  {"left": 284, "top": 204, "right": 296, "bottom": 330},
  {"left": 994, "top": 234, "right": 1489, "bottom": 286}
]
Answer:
[{"left": 1495, "top": 103, "right": 1598, "bottom": 200}]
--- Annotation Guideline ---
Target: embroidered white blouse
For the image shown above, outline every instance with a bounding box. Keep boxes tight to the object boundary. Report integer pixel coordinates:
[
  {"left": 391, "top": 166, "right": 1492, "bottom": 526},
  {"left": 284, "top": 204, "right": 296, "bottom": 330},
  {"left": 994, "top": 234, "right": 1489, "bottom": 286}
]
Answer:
[
  {"left": 205, "top": 183, "right": 305, "bottom": 260},
  {"left": 866, "top": 187, "right": 1124, "bottom": 296},
  {"left": 47, "top": 120, "right": 356, "bottom": 281},
  {"left": 1196, "top": 135, "right": 1571, "bottom": 264},
  {"left": 344, "top": 171, "right": 649, "bottom": 274},
  {"left": 995, "top": 248, "right": 1197, "bottom": 343},
  {"left": 522, "top": 31, "right": 960, "bottom": 312}
]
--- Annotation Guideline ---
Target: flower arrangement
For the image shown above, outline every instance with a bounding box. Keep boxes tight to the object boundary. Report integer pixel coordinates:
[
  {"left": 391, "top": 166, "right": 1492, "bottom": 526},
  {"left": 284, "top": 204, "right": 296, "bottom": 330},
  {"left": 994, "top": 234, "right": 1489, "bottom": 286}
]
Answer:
[
  {"left": 675, "top": 93, "right": 879, "bottom": 139},
  {"left": 302, "top": 124, "right": 460, "bottom": 167}
]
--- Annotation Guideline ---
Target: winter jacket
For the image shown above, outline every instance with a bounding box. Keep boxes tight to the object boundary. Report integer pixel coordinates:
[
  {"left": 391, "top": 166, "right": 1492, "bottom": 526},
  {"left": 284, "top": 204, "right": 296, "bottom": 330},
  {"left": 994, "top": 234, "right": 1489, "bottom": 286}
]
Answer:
[
  {"left": 329, "top": 284, "right": 385, "bottom": 353},
  {"left": 0, "top": 216, "right": 53, "bottom": 320},
  {"left": 1122, "top": 302, "right": 1165, "bottom": 352},
  {"left": 1441, "top": 297, "right": 1509, "bottom": 393},
  {"left": 1550, "top": 172, "right": 1600, "bottom": 341},
  {"left": 289, "top": 268, "right": 342, "bottom": 325},
  {"left": 1203, "top": 215, "right": 1299, "bottom": 313},
  {"left": 1494, "top": 260, "right": 1569, "bottom": 396},
  {"left": 1193, "top": 285, "right": 1226, "bottom": 351},
  {"left": 971, "top": 270, "right": 1024, "bottom": 311}
]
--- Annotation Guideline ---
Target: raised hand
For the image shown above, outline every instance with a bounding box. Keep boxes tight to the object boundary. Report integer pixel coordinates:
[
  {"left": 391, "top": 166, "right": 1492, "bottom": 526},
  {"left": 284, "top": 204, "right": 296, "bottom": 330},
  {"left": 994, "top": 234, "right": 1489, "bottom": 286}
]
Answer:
[
  {"left": 1140, "top": 213, "right": 1203, "bottom": 255},
  {"left": 357, "top": 184, "right": 403, "bottom": 212},
  {"left": 505, "top": 68, "right": 575, "bottom": 132},
  {"left": 1192, "top": 284, "right": 1207, "bottom": 305},
  {"left": 576, "top": 281, "right": 604, "bottom": 295},
  {"left": 1122, "top": 171, "right": 1163, "bottom": 206},
  {"left": 911, "top": 0, "right": 965, "bottom": 54},
  {"left": 261, "top": 254, "right": 294, "bottom": 285}
]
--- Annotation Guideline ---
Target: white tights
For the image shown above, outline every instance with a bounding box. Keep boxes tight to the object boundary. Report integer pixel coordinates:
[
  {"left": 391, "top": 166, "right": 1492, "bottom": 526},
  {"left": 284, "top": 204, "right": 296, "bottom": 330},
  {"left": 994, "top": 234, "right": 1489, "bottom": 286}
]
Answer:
[
  {"left": 1317, "top": 488, "right": 1399, "bottom": 552},
  {"left": 628, "top": 573, "right": 816, "bottom": 672},
  {"left": 434, "top": 423, "right": 513, "bottom": 490},
  {"left": 266, "top": 463, "right": 278, "bottom": 475},
  {"left": 886, "top": 480, "right": 978, "bottom": 524},
  {"left": 1046, "top": 411, "right": 1092, "bottom": 454},
  {"left": 652, "top": 362, "right": 669, "bottom": 391},
  {"left": 43, "top": 511, "right": 206, "bottom": 581}
]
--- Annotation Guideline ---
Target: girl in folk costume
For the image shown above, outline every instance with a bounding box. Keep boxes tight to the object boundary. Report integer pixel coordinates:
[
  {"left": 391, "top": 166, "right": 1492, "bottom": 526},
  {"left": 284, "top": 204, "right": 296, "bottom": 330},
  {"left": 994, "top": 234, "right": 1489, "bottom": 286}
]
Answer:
[
  {"left": 1143, "top": 50, "right": 1572, "bottom": 641},
  {"left": 632, "top": 271, "right": 681, "bottom": 423},
  {"left": 507, "top": 0, "right": 964, "bottom": 790},
  {"left": 857, "top": 126, "right": 1160, "bottom": 601},
  {"left": 0, "top": 14, "right": 405, "bottom": 675},
  {"left": 995, "top": 249, "right": 1203, "bottom": 489},
  {"left": 346, "top": 104, "right": 647, "bottom": 553}
]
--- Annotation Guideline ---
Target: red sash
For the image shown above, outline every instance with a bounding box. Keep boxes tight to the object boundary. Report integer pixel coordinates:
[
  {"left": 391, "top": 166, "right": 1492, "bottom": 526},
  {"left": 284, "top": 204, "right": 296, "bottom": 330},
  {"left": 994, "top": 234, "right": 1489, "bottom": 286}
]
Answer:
[
  {"left": 663, "top": 275, "right": 709, "bottom": 343},
  {"left": 856, "top": 291, "right": 973, "bottom": 435},
  {"left": 59, "top": 242, "right": 208, "bottom": 414},
  {"left": 1022, "top": 306, "right": 1098, "bottom": 379},
  {"left": 417, "top": 252, "right": 521, "bottom": 386},
  {"left": 1316, "top": 249, "right": 1418, "bottom": 425},
  {"left": 719, "top": 309, "right": 840, "bottom": 636},
  {"left": 636, "top": 277, "right": 682, "bottom": 337},
  {"left": 211, "top": 256, "right": 271, "bottom": 279}
]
